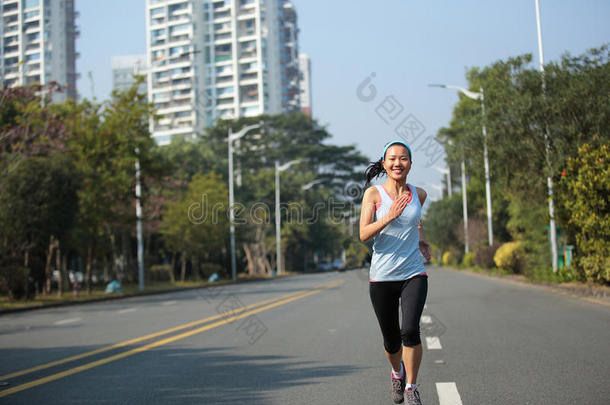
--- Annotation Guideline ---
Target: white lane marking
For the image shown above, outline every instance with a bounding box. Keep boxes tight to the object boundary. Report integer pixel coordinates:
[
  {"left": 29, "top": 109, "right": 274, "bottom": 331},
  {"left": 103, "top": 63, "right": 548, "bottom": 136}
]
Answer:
[
  {"left": 118, "top": 307, "right": 137, "bottom": 314},
  {"left": 54, "top": 317, "right": 82, "bottom": 326},
  {"left": 436, "top": 382, "right": 463, "bottom": 405},
  {"left": 161, "top": 300, "right": 177, "bottom": 306},
  {"left": 425, "top": 336, "right": 442, "bottom": 350},
  {"left": 424, "top": 304, "right": 427, "bottom": 310},
  {"left": 420, "top": 315, "right": 432, "bottom": 324}
]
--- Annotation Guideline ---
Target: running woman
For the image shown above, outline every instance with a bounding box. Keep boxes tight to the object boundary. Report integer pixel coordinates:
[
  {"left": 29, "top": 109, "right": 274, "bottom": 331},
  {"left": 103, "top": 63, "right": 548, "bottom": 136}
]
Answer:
[{"left": 359, "top": 140, "right": 431, "bottom": 405}]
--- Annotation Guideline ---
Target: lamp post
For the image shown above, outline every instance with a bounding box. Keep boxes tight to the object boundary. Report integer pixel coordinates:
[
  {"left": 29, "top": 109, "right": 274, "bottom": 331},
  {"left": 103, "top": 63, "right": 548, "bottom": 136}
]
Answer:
[
  {"left": 429, "top": 83, "right": 493, "bottom": 246},
  {"left": 275, "top": 159, "right": 301, "bottom": 275},
  {"left": 135, "top": 147, "right": 144, "bottom": 291},
  {"left": 534, "top": 0, "right": 558, "bottom": 272},
  {"left": 461, "top": 156, "right": 469, "bottom": 254},
  {"left": 432, "top": 165, "right": 452, "bottom": 197},
  {"left": 228, "top": 123, "right": 262, "bottom": 281}
]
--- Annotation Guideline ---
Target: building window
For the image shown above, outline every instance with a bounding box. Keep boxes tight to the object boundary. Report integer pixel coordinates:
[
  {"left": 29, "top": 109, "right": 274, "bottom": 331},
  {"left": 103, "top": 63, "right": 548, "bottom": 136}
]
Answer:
[
  {"left": 26, "top": 53, "right": 41, "bottom": 61},
  {"left": 24, "top": 0, "right": 40, "bottom": 9}
]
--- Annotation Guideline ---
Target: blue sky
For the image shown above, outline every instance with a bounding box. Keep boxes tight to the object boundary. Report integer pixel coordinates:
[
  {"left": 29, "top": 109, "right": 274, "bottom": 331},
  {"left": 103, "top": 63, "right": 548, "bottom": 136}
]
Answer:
[{"left": 75, "top": 0, "right": 610, "bottom": 195}]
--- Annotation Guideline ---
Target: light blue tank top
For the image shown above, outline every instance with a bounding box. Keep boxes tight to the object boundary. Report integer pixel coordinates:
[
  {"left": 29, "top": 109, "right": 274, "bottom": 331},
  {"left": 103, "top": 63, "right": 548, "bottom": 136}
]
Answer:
[{"left": 369, "top": 184, "right": 427, "bottom": 282}]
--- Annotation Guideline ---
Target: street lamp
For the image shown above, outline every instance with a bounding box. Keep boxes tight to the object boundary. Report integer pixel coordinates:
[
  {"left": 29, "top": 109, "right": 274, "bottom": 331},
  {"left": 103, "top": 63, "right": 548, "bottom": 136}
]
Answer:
[
  {"left": 432, "top": 165, "right": 452, "bottom": 197},
  {"left": 461, "top": 156, "right": 469, "bottom": 254},
  {"left": 301, "top": 179, "right": 323, "bottom": 191},
  {"left": 228, "top": 122, "right": 263, "bottom": 281},
  {"left": 275, "top": 159, "right": 301, "bottom": 275},
  {"left": 534, "top": 0, "right": 558, "bottom": 272},
  {"left": 425, "top": 182, "right": 443, "bottom": 202},
  {"left": 429, "top": 83, "right": 493, "bottom": 246}
]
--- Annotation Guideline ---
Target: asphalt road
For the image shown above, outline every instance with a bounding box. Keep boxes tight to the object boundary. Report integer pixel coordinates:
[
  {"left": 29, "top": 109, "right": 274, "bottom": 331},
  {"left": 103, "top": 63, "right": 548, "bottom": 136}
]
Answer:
[{"left": 0, "top": 266, "right": 608, "bottom": 404}]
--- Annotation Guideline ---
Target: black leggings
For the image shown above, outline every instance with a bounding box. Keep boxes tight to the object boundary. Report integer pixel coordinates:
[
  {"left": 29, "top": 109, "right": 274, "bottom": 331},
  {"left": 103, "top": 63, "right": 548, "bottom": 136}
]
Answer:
[{"left": 369, "top": 275, "right": 428, "bottom": 353}]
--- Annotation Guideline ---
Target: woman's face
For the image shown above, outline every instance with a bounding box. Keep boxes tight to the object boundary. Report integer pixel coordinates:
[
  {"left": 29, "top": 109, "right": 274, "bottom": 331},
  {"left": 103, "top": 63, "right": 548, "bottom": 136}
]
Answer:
[{"left": 383, "top": 145, "right": 411, "bottom": 181}]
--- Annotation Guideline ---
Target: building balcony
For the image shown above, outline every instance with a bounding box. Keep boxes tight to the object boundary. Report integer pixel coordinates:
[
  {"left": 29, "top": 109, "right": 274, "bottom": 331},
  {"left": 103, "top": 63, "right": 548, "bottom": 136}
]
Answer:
[
  {"left": 2, "top": 8, "right": 19, "bottom": 17},
  {"left": 4, "top": 69, "right": 19, "bottom": 78},
  {"left": 239, "top": 99, "right": 260, "bottom": 108},
  {"left": 213, "top": 11, "right": 231, "bottom": 21},
  {"left": 214, "top": 54, "right": 232, "bottom": 63},
  {"left": 168, "top": 55, "right": 191, "bottom": 64},
  {"left": 169, "top": 34, "right": 191, "bottom": 44},
  {"left": 217, "top": 92, "right": 234, "bottom": 100},
  {"left": 171, "top": 71, "right": 192, "bottom": 80},
  {"left": 213, "top": 2, "right": 231, "bottom": 13},
  {"left": 216, "top": 75, "right": 233, "bottom": 84},
  {"left": 4, "top": 47, "right": 19, "bottom": 57},
  {"left": 24, "top": 26, "right": 41, "bottom": 34},
  {"left": 4, "top": 38, "right": 19, "bottom": 47},
  {"left": 159, "top": 105, "right": 192, "bottom": 117},
  {"left": 238, "top": 32, "right": 257, "bottom": 41},
  {"left": 150, "top": 17, "right": 165, "bottom": 26},
  {"left": 3, "top": 24, "right": 19, "bottom": 34},
  {"left": 239, "top": 76, "right": 258, "bottom": 85},
  {"left": 214, "top": 33, "right": 232, "bottom": 44},
  {"left": 217, "top": 98, "right": 234, "bottom": 106},
  {"left": 239, "top": 56, "right": 257, "bottom": 64},
  {"left": 237, "top": 8, "right": 255, "bottom": 18}
]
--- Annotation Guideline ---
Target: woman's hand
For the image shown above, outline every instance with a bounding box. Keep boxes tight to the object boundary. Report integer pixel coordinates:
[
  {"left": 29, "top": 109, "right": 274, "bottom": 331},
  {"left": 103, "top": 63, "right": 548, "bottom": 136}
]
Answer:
[
  {"left": 386, "top": 193, "right": 410, "bottom": 222},
  {"left": 419, "top": 239, "right": 431, "bottom": 261}
]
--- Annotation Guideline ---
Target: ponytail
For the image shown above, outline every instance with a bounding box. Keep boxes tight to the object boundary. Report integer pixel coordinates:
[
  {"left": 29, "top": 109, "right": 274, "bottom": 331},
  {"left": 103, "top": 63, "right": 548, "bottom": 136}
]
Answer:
[{"left": 364, "top": 158, "right": 385, "bottom": 187}]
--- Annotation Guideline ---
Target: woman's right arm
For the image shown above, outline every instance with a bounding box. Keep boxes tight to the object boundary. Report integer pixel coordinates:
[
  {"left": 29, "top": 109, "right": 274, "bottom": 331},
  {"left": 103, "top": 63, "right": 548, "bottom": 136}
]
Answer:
[{"left": 359, "top": 187, "right": 410, "bottom": 242}]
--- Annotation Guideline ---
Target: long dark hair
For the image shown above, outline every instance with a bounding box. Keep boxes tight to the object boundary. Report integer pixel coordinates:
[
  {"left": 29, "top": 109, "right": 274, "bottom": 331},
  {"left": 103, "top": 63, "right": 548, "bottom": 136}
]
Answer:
[{"left": 364, "top": 158, "right": 385, "bottom": 187}]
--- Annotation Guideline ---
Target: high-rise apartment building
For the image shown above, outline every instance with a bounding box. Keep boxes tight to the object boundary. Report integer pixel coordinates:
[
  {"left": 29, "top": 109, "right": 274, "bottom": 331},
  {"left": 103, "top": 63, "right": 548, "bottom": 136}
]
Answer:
[
  {"left": 0, "top": 0, "right": 78, "bottom": 102},
  {"left": 145, "top": 0, "right": 300, "bottom": 145},
  {"left": 111, "top": 54, "right": 148, "bottom": 94},
  {"left": 298, "top": 53, "right": 311, "bottom": 116}
]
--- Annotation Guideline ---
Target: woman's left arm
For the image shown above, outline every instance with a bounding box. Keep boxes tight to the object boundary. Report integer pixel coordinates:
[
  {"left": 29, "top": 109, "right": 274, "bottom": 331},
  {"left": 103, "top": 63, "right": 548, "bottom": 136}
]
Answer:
[{"left": 416, "top": 187, "right": 432, "bottom": 261}]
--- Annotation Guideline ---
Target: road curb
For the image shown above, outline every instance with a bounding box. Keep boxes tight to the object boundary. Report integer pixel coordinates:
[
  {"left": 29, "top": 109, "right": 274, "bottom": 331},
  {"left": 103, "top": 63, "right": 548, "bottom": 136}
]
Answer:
[{"left": 0, "top": 273, "right": 299, "bottom": 316}]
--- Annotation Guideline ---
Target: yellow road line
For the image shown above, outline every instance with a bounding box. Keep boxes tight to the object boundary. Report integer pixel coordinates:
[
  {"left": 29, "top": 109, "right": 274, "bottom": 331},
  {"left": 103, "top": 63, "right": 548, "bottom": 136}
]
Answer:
[
  {"left": 0, "top": 279, "right": 342, "bottom": 381},
  {"left": 0, "top": 278, "right": 344, "bottom": 398}
]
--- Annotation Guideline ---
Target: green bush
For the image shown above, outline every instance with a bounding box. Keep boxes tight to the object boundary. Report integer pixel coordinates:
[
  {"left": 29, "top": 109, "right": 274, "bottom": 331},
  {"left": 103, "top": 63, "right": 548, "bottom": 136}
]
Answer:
[
  {"left": 147, "top": 264, "right": 173, "bottom": 282},
  {"left": 494, "top": 241, "right": 526, "bottom": 274},
  {"left": 560, "top": 143, "right": 610, "bottom": 284},
  {"left": 345, "top": 241, "right": 370, "bottom": 269},
  {"left": 0, "top": 263, "right": 30, "bottom": 300},
  {"left": 462, "top": 252, "right": 475, "bottom": 268},
  {"left": 527, "top": 265, "right": 581, "bottom": 284},
  {"left": 442, "top": 251, "right": 457, "bottom": 266},
  {"left": 474, "top": 243, "right": 501, "bottom": 269},
  {"left": 200, "top": 262, "right": 223, "bottom": 279}
]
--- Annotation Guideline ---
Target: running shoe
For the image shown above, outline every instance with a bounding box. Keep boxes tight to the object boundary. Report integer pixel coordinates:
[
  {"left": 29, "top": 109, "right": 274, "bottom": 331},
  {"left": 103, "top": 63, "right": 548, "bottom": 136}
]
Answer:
[
  {"left": 390, "top": 363, "right": 406, "bottom": 404},
  {"left": 405, "top": 384, "right": 422, "bottom": 405}
]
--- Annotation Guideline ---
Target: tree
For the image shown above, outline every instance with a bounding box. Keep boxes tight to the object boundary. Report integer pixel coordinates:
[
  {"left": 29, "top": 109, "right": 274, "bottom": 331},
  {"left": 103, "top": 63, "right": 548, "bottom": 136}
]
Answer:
[
  {"left": 202, "top": 113, "right": 368, "bottom": 274},
  {"left": 159, "top": 172, "right": 229, "bottom": 281},
  {"left": 0, "top": 156, "right": 79, "bottom": 294},
  {"left": 65, "top": 78, "right": 161, "bottom": 292},
  {"left": 427, "top": 45, "right": 609, "bottom": 277}
]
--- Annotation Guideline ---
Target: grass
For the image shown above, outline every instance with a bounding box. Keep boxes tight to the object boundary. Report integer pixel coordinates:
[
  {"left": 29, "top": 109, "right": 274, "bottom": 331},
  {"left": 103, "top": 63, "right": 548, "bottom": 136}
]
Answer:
[
  {"left": 0, "top": 271, "right": 302, "bottom": 312},
  {"left": 0, "top": 281, "right": 203, "bottom": 311}
]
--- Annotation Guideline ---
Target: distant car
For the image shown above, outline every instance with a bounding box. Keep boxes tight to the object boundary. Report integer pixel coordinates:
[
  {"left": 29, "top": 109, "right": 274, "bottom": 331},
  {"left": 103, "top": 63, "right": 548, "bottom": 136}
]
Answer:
[
  {"left": 332, "top": 259, "right": 346, "bottom": 271},
  {"left": 317, "top": 261, "right": 332, "bottom": 271}
]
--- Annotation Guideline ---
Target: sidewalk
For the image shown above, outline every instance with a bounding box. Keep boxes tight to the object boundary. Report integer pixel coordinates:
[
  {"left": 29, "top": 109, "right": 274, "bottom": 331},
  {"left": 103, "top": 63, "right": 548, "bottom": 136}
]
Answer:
[
  {"left": 445, "top": 266, "right": 610, "bottom": 307},
  {"left": 0, "top": 273, "right": 299, "bottom": 316}
]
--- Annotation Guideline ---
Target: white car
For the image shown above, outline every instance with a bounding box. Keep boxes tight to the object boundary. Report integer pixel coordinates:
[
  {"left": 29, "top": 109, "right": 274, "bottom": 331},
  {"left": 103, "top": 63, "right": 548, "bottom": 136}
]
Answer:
[{"left": 317, "top": 261, "right": 332, "bottom": 271}]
